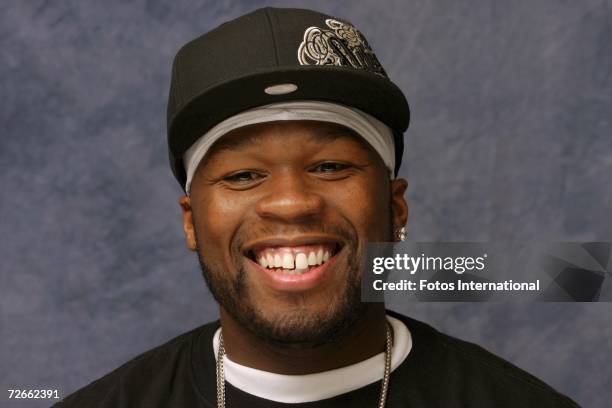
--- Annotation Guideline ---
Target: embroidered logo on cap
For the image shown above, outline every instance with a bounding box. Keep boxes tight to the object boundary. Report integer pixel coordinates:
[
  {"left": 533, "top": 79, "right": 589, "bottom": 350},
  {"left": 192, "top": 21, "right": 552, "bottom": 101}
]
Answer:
[{"left": 297, "top": 19, "right": 387, "bottom": 77}]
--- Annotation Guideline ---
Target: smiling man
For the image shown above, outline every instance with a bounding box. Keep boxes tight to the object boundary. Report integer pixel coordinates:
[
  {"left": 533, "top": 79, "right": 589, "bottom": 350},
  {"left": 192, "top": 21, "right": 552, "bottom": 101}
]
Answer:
[
  {"left": 58, "top": 7, "right": 578, "bottom": 408},
  {"left": 183, "top": 119, "right": 400, "bottom": 353}
]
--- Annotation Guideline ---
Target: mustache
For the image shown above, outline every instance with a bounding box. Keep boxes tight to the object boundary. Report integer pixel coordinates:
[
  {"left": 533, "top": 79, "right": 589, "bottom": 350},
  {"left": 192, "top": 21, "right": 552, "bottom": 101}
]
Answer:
[{"left": 232, "top": 222, "right": 357, "bottom": 252}]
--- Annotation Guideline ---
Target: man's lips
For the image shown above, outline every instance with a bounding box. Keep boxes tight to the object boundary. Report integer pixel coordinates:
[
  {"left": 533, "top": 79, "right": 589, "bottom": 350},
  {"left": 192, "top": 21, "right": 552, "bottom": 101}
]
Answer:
[
  {"left": 242, "top": 235, "right": 344, "bottom": 291},
  {"left": 245, "top": 248, "right": 342, "bottom": 292}
]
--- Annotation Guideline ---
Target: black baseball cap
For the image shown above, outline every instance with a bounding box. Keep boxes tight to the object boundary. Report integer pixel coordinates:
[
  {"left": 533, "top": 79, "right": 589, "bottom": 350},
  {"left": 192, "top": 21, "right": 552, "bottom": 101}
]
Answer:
[{"left": 167, "top": 7, "right": 410, "bottom": 190}]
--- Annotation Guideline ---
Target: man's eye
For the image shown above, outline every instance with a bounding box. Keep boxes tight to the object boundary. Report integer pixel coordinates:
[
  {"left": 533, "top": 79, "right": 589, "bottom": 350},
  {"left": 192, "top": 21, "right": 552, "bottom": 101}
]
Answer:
[
  {"left": 223, "top": 171, "right": 263, "bottom": 183},
  {"left": 312, "top": 162, "right": 350, "bottom": 173}
]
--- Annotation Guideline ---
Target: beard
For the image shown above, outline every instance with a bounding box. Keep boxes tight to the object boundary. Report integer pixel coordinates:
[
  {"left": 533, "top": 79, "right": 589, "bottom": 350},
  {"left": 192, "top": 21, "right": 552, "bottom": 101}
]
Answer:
[{"left": 194, "top": 222, "right": 367, "bottom": 348}]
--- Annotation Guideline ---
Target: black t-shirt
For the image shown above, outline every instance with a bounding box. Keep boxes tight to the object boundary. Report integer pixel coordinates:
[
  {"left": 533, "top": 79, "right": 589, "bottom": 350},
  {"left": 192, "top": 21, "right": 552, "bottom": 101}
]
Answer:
[{"left": 55, "top": 310, "right": 579, "bottom": 407}]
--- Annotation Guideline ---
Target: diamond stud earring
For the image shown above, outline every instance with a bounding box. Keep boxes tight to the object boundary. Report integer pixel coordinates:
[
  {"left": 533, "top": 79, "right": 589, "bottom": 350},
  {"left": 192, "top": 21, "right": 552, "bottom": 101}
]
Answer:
[{"left": 395, "top": 226, "right": 407, "bottom": 242}]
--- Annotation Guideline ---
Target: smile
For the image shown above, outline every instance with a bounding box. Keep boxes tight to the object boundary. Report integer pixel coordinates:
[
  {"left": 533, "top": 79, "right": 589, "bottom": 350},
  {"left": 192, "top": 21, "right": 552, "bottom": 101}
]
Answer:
[
  {"left": 243, "top": 237, "right": 344, "bottom": 291},
  {"left": 252, "top": 244, "right": 337, "bottom": 275}
]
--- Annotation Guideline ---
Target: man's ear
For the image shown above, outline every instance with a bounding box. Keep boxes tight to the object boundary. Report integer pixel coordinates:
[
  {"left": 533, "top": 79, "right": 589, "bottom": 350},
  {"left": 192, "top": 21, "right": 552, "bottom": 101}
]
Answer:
[
  {"left": 178, "top": 196, "right": 197, "bottom": 251},
  {"left": 390, "top": 178, "right": 409, "bottom": 235}
]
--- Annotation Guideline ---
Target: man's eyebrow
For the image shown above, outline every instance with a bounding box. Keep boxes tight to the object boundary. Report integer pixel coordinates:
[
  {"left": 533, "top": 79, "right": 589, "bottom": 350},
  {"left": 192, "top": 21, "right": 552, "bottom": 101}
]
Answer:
[
  {"left": 212, "top": 126, "right": 360, "bottom": 152},
  {"left": 211, "top": 134, "right": 264, "bottom": 152}
]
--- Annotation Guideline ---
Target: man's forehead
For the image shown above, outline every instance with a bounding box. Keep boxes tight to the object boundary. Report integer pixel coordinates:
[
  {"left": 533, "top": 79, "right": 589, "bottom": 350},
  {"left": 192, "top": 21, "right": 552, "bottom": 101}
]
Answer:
[
  {"left": 206, "top": 120, "right": 364, "bottom": 155},
  {"left": 189, "top": 118, "right": 391, "bottom": 191}
]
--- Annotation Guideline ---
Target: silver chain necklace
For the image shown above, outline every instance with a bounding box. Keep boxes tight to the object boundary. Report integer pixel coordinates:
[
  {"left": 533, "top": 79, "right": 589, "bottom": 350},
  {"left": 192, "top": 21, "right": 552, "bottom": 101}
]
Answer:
[{"left": 216, "top": 323, "right": 393, "bottom": 408}]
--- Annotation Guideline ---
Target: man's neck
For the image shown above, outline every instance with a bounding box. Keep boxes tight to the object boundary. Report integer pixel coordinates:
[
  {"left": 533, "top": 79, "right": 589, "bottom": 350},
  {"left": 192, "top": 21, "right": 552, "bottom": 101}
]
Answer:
[{"left": 218, "top": 305, "right": 388, "bottom": 375}]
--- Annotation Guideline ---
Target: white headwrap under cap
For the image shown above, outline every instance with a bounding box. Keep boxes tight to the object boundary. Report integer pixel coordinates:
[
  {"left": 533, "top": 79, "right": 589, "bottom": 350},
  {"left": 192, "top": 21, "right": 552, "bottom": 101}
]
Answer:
[{"left": 183, "top": 101, "right": 395, "bottom": 193}]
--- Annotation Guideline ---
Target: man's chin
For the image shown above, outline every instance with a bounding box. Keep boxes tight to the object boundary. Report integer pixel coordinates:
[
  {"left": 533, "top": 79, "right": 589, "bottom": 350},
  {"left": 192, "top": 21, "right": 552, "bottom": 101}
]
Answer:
[{"left": 233, "top": 296, "right": 366, "bottom": 348}]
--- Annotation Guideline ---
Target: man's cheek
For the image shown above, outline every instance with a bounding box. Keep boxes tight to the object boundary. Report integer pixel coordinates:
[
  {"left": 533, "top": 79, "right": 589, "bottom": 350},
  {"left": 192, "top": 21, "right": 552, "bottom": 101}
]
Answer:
[
  {"left": 208, "top": 192, "right": 257, "bottom": 216},
  {"left": 356, "top": 202, "right": 389, "bottom": 239}
]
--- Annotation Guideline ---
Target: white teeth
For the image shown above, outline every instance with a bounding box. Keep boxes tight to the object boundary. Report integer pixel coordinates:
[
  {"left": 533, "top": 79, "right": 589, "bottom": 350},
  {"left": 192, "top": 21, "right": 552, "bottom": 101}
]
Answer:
[
  {"left": 307, "top": 252, "right": 317, "bottom": 265},
  {"left": 254, "top": 246, "right": 336, "bottom": 271},
  {"left": 282, "top": 253, "right": 294, "bottom": 269},
  {"left": 316, "top": 249, "right": 323, "bottom": 264},
  {"left": 273, "top": 254, "right": 282, "bottom": 268},
  {"left": 295, "top": 253, "right": 308, "bottom": 269}
]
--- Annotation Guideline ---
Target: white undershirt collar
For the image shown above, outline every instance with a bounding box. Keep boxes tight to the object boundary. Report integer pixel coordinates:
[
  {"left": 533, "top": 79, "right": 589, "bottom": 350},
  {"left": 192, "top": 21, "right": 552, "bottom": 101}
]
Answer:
[{"left": 212, "top": 315, "right": 412, "bottom": 403}]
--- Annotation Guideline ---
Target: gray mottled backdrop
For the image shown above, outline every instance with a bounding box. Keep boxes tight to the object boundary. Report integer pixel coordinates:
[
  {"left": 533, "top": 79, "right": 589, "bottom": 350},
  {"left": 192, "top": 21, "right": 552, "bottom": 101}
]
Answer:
[{"left": 1, "top": 1, "right": 611, "bottom": 407}]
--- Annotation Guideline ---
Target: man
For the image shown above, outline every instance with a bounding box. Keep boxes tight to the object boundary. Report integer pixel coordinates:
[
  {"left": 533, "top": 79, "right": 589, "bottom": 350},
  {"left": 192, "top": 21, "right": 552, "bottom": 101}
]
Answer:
[{"left": 58, "top": 7, "right": 578, "bottom": 407}]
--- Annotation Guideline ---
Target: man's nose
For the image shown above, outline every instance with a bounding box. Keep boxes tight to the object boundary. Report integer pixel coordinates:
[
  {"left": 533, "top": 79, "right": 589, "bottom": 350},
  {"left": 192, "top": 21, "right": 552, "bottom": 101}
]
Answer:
[{"left": 255, "top": 173, "right": 325, "bottom": 222}]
